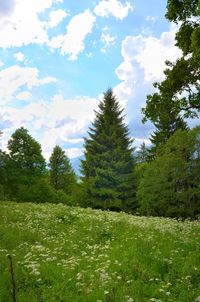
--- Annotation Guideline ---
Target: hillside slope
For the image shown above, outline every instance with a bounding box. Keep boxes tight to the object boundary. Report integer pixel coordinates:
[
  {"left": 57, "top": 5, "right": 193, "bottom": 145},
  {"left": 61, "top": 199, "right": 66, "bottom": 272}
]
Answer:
[{"left": 0, "top": 201, "right": 199, "bottom": 302}]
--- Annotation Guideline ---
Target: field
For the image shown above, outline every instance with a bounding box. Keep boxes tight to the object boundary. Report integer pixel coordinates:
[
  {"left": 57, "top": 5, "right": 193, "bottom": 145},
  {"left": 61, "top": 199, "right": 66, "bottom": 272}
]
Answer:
[{"left": 0, "top": 202, "right": 200, "bottom": 302}]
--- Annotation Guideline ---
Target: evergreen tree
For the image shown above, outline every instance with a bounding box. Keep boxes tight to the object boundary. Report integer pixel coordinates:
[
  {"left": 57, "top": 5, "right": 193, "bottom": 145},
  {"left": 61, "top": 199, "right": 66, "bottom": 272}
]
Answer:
[
  {"left": 142, "top": 86, "right": 187, "bottom": 156},
  {"left": 136, "top": 142, "right": 149, "bottom": 163},
  {"left": 49, "top": 145, "right": 76, "bottom": 194},
  {"left": 137, "top": 127, "right": 200, "bottom": 218},
  {"left": 81, "top": 89, "right": 136, "bottom": 212}
]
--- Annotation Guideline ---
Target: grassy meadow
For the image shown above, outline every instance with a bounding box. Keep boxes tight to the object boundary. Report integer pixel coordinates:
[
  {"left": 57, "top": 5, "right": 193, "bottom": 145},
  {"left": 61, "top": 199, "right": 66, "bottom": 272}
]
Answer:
[{"left": 0, "top": 201, "right": 200, "bottom": 302}]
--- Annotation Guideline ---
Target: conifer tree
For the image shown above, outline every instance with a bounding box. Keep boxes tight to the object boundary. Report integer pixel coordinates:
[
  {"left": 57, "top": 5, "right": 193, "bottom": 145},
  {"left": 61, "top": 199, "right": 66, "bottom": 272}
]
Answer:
[
  {"left": 136, "top": 142, "right": 149, "bottom": 163},
  {"left": 142, "top": 87, "right": 188, "bottom": 156},
  {"left": 49, "top": 145, "right": 76, "bottom": 194},
  {"left": 81, "top": 89, "right": 136, "bottom": 212}
]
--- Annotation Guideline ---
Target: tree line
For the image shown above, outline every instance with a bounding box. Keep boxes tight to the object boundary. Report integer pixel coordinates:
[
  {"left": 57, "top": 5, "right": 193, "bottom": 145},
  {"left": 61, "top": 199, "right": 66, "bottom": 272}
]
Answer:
[
  {"left": 0, "top": 127, "right": 77, "bottom": 204},
  {"left": 0, "top": 0, "right": 199, "bottom": 218}
]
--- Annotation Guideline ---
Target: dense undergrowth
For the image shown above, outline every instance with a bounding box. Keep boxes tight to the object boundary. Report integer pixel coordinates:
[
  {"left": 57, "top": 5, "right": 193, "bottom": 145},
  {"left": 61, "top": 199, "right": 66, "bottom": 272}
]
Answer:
[{"left": 0, "top": 201, "right": 199, "bottom": 302}]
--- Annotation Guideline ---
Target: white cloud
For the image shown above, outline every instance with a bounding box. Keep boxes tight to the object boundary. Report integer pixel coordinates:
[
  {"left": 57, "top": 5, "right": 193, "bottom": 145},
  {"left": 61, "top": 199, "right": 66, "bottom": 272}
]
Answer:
[
  {"left": 0, "top": 65, "right": 56, "bottom": 104},
  {"left": 47, "top": 9, "right": 68, "bottom": 28},
  {"left": 1, "top": 94, "right": 99, "bottom": 159},
  {"left": 112, "top": 25, "right": 183, "bottom": 143},
  {"left": 114, "top": 25, "right": 182, "bottom": 108},
  {"left": 121, "top": 25, "right": 181, "bottom": 83},
  {"left": 68, "top": 138, "right": 84, "bottom": 144},
  {"left": 49, "top": 9, "right": 96, "bottom": 60},
  {"left": 101, "top": 30, "right": 116, "bottom": 53},
  {"left": 94, "top": 0, "right": 133, "bottom": 20},
  {"left": 114, "top": 60, "right": 137, "bottom": 106},
  {"left": 0, "top": 0, "right": 54, "bottom": 49},
  {"left": 14, "top": 52, "right": 25, "bottom": 62},
  {"left": 65, "top": 148, "right": 84, "bottom": 159}
]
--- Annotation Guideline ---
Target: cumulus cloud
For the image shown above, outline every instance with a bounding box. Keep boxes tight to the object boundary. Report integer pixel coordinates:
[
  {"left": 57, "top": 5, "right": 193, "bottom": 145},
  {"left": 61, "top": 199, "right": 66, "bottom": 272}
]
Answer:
[
  {"left": 114, "top": 25, "right": 182, "bottom": 106},
  {"left": 1, "top": 94, "right": 99, "bottom": 159},
  {"left": 47, "top": 9, "right": 68, "bottom": 28},
  {"left": 114, "top": 60, "right": 137, "bottom": 105},
  {"left": 0, "top": 0, "right": 53, "bottom": 49},
  {"left": 0, "top": 65, "right": 56, "bottom": 104},
  {"left": 121, "top": 25, "right": 181, "bottom": 83},
  {"left": 94, "top": 0, "right": 133, "bottom": 20},
  {"left": 49, "top": 9, "right": 96, "bottom": 60},
  {"left": 113, "top": 25, "right": 182, "bottom": 142}
]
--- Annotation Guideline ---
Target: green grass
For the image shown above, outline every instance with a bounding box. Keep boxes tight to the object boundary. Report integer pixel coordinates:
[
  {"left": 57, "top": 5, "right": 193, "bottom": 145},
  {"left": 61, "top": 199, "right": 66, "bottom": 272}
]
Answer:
[{"left": 0, "top": 201, "right": 199, "bottom": 302}]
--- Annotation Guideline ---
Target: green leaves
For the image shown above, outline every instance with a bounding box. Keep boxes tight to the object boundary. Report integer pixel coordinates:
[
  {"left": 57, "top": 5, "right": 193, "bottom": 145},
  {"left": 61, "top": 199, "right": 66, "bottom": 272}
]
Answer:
[
  {"left": 8, "top": 127, "right": 46, "bottom": 176},
  {"left": 166, "top": 0, "right": 199, "bottom": 21},
  {"left": 49, "top": 145, "right": 76, "bottom": 194},
  {"left": 137, "top": 127, "right": 200, "bottom": 218},
  {"left": 81, "top": 89, "right": 136, "bottom": 212},
  {"left": 143, "top": 0, "right": 200, "bottom": 154}
]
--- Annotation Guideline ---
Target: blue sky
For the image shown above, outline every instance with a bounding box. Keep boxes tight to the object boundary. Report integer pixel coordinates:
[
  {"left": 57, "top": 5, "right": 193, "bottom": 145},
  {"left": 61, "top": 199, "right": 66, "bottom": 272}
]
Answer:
[{"left": 0, "top": 0, "right": 188, "bottom": 163}]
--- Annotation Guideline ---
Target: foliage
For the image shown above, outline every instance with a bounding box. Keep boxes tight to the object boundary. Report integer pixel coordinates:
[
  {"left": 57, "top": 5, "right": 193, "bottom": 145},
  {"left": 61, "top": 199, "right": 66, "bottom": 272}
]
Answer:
[
  {"left": 0, "top": 128, "right": 78, "bottom": 204},
  {"left": 142, "top": 0, "right": 200, "bottom": 152},
  {"left": 0, "top": 150, "right": 10, "bottom": 199},
  {"left": 8, "top": 127, "right": 46, "bottom": 177},
  {"left": 135, "top": 142, "right": 150, "bottom": 163},
  {"left": 137, "top": 127, "right": 200, "bottom": 218},
  {"left": 81, "top": 89, "right": 136, "bottom": 212},
  {"left": 164, "top": 0, "right": 200, "bottom": 116},
  {"left": 142, "top": 84, "right": 188, "bottom": 155},
  {"left": 5, "top": 127, "right": 46, "bottom": 201},
  {"left": 49, "top": 145, "right": 77, "bottom": 195},
  {"left": 0, "top": 201, "right": 199, "bottom": 302}
]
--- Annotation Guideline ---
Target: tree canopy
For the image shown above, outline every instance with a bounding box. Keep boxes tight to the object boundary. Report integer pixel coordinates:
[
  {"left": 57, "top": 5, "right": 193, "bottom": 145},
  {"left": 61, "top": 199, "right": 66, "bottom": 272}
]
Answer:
[
  {"left": 137, "top": 127, "right": 200, "bottom": 218},
  {"left": 142, "top": 0, "right": 200, "bottom": 152},
  {"left": 81, "top": 89, "right": 136, "bottom": 212},
  {"left": 49, "top": 145, "right": 76, "bottom": 194}
]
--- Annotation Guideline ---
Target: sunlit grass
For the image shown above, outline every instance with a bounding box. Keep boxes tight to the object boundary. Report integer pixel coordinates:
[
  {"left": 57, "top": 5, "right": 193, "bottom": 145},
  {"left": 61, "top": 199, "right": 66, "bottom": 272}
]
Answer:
[{"left": 0, "top": 201, "right": 199, "bottom": 302}]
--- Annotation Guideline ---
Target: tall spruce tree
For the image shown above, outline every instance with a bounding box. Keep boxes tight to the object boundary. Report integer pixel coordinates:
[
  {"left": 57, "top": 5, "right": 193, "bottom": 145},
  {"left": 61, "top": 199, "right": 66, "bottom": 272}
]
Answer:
[
  {"left": 81, "top": 89, "right": 136, "bottom": 212},
  {"left": 49, "top": 145, "right": 76, "bottom": 194}
]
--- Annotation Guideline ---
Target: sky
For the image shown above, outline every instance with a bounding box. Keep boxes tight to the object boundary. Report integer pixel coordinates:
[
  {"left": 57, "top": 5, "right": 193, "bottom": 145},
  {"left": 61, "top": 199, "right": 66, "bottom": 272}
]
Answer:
[{"left": 0, "top": 0, "right": 187, "bottom": 165}]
